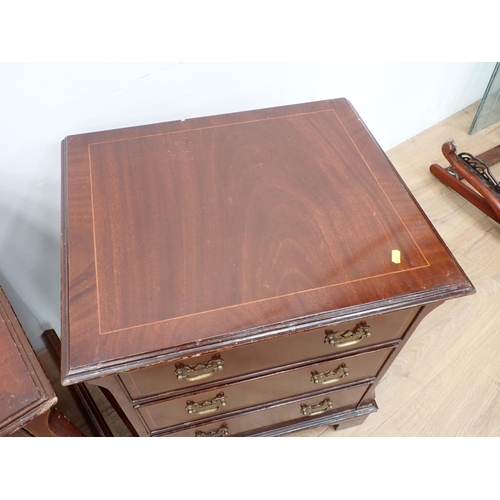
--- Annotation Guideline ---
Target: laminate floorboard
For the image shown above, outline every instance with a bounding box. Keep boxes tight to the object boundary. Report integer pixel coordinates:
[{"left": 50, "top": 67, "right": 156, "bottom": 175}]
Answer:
[{"left": 40, "top": 102, "right": 500, "bottom": 437}]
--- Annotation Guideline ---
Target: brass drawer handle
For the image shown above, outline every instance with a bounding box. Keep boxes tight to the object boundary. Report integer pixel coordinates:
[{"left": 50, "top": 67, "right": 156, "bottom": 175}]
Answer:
[
  {"left": 186, "top": 393, "right": 227, "bottom": 415},
  {"left": 195, "top": 424, "right": 229, "bottom": 437},
  {"left": 300, "top": 398, "right": 334, "bottom": 416},
  {"left": 324, "top": 322, "right": 371, "bottom": 348},
  {"left": 311, "top": 364, "right": 349, "bottom": 385},
  {"left": 175, "top": 355, "right": 224, "bottom": 382}
]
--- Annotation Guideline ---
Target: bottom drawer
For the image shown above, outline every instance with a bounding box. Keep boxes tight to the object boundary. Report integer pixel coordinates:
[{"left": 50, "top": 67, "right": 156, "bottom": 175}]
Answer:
[{"left": 155, "top": 383, "right": 370, "bottom": 437}]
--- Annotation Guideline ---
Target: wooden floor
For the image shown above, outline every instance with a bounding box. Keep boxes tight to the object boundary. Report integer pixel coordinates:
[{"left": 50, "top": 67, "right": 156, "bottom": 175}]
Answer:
[{"left": 41, "top": 102, "right": 500, "bottom": 437}]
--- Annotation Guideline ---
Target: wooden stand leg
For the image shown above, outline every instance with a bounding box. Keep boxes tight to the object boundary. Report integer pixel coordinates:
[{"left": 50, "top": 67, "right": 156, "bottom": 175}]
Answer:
[
  {"left": 98, "top": 387, "right": 139, "bottom": 437},
  {"left": 42, "top": 329, "right": 114, "bottom": 437},
  {"left": 23, "top": 408, "right": 84, "bottom": 437}
]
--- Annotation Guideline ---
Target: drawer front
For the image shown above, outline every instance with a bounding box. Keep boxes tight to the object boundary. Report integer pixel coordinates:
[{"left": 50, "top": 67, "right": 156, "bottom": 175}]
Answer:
[
  {"left": 137, "top": 347, "right": 391, "bottom": 432},
  {"left": 122, "top": 307, "right": 418, "bottom": 400},
  {"left": 159, "top": 383, "right": 370, "bottom": 437}
]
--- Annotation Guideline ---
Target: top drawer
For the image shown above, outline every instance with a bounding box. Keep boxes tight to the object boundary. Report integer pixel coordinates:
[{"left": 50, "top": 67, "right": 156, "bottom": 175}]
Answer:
[{"left": 120, "top": 307, "right": 419, "bottom": 400}]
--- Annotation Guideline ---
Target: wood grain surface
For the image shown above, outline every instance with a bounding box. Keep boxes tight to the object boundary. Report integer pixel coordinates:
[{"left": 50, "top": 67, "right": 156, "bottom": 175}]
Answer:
[
  {"left": 0, "top": 285, "right": 56, "bottom": 436},
  {"left": 288, "top": 102, "right": 500, "bottom": 437},
  {"left": 61, "top": 98, "right": 474, "bottom": 384},
  {"left": 120, "top": 307, "right": 416, "bottom": 401},
  {"left": 45, "top": 103, "right": 499, "bottom": 437},
  {"left": 138, "top": 347, "right": 391, "bottom": 431}
]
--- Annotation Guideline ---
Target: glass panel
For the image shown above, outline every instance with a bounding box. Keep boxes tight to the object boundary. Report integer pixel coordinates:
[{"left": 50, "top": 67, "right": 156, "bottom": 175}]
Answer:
[{"left": 470, "top": 63, "right": 500, "bottom": 134}]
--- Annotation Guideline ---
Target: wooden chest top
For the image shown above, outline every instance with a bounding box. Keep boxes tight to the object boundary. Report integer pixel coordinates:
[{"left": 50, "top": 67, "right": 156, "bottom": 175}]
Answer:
[
  {"left": 0, "top": 286, "right": 56, "bottom": 435},
  {"left": 61, "top": 98, "right": 474, "bottom": 384}
]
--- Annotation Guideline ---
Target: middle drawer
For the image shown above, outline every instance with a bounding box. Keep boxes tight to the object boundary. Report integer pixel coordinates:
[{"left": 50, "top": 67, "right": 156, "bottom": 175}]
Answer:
[{"left": 137, "top": 346, "right": 394, "bottom": 432}]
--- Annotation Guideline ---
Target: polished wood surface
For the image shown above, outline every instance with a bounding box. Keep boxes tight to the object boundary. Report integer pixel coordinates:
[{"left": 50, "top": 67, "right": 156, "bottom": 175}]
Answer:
[
  {"left": 0, "top": 285, "right": 84, "bottom": 437},
  {"left": 138, "top": 347, "right": 392, "bottom": 431},
  {"left": 156, "top": 383, "right": 371, "bottom": 437},
  {"left": 0, "top": 285, "right": 56, "bottom": 435},
  {"left": 61, "top": 99, "right": 475, "bottom": 437},
  {"left": 120, "top": 307, "right": 417, "bottom": 400},
  {"left": 62, "top": 98, "right": 473, "bottom": 385},
  {"left": 51, "top": 103, "right": 500, "bottom": 436},
  {"left": 92, "top": 302, "right": 435, "bottom": 436},
  {"left": 289, "top": 102, "right": 500, "bottom": 437}
]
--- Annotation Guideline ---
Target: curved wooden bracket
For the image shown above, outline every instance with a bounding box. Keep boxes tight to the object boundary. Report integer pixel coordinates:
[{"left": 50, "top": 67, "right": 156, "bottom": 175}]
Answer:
[{"left": 430, "top": 141, "right": 500, "bottom": 224}]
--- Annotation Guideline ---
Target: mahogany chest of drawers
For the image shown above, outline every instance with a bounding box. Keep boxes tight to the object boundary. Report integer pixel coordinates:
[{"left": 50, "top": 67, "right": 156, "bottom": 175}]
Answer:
[{"left": 60, "top": 98, "right": 474, "bottom": 436}]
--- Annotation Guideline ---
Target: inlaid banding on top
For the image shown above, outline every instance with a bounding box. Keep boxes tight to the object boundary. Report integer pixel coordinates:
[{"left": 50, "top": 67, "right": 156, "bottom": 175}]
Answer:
[{"left": 87, "top": 110, "right": 427, "bottom": 335}]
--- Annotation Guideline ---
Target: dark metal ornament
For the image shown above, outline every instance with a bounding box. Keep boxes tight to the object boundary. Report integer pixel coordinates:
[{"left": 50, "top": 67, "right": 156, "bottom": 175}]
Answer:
[{"left": 457, "top": 151, "right": 500, "bottom": 198}]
